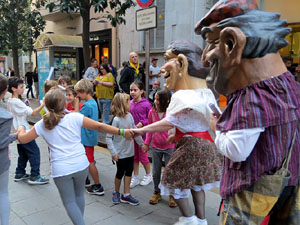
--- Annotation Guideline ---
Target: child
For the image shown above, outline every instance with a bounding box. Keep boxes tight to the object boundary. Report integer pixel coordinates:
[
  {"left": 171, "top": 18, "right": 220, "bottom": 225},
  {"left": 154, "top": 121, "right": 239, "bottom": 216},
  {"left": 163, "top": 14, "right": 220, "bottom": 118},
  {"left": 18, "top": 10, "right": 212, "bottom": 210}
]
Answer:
[
  {"left": 106, "top": 93, "right": 144, "bottom": 205},
  {"left": 129, "top": 81, "right": 152, "bottom": 188},
  {"left": 74, "top": 79, "right": 103, "bottom": 195},
  {"left": 143, "top": 89, "right": 176, "bottom": 207},
  {"left": 40, "top": 80, "right": 58, "bottom": 115},
  {"left": 17, "top": 89, "right": 133, "bottom": 225},
  {"left": 66, "top": 85, "right": 83, "bottom": 112},
  {"left": 7, "top": 78, "right": 49, "bottom": 185},
  {"left": 57, "top": 75, "right": 72, "bottom": 90},
  {"left": 0, "top": 74, "right": 18, "bottom": 225}
]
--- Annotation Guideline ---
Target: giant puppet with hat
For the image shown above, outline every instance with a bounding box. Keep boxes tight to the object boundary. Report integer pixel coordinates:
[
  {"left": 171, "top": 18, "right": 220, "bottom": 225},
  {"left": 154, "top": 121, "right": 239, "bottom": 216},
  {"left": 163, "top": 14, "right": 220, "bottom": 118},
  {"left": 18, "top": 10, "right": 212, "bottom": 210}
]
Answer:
[{"left": 195, "top": 0, "right": 300, "bottom": 224}]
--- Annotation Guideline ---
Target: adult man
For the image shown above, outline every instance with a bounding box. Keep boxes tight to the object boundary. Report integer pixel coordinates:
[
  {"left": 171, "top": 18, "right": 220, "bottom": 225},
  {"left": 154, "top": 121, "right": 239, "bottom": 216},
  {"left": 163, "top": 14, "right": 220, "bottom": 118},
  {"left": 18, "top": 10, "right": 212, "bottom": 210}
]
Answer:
[
  {"left": 83, "top": 58, "right": 98, "bottom": 81},
  {"left": 149, "top": 57, "right": 161, "bottom": 89},
  {"left": 148, "top": 80, "right": 161, "bottom": 103},
  {"left": 25, "top": 67, "right": 35, "bottom": 99},
  {"left": 6, "top": 67, "right": 14, "bottom": 78},
  {"left": 196, "top": 0, "right": 300, "bottom": 224},
  {"left": 119, "top": 52, "right": 145, "bottom": 94}
]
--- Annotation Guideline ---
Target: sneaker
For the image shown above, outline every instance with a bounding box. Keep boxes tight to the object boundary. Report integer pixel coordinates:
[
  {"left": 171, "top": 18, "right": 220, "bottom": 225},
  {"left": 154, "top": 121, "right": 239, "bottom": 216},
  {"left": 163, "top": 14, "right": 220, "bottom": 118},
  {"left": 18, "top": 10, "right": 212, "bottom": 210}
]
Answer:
[
  {"left": 28, "top": 175, "right": 49, "bottom": 185},
  {"left": 174, "top": 216, "right": 200, "bottom": 225},
  {"left": 140, "top": 174, "right": 152, "bottom": 186},
  {"left": 86, "top": 184, "right": 105, "bottom": 196},
  {"left": 130, "top": 177, "right": 140, "bottom": 189},
  {"left": 120, "top": 194, "right": 139, "bottom": 206},
  {"left": 197, "top": 218, "right": 208, "bottom": 225},
  {"left": 149, "top": 192, "right": 162, "bottom": 205},
  {"left": 14, "top": 174, "right": 30, "bottom": 182},
  {"left": 85, "top": 177, "right": 92, "bottom": 187},
  {"left": 112, "top": 192, "right": 121, "bottom": 204}
]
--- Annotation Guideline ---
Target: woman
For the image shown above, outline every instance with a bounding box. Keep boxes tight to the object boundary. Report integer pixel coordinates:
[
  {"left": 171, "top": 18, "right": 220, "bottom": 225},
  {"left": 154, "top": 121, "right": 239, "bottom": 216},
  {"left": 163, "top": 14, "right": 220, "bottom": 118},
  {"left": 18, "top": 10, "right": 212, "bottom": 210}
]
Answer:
[{"left": 94, "top": 63, "right": 115, "bottom": 124}]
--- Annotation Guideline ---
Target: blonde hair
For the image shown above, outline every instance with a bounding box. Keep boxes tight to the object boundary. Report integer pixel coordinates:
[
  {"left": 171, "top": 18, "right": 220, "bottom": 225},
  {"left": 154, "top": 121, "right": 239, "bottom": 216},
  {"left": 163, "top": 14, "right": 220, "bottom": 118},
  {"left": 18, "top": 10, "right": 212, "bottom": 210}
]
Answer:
[
  {"left": 74, "top": 79, "right": 93, "bottom": 95},
  {"left": 44, "top": 80, "right": 58, "bottom": 94},
  {"left": 43, "top": 89, "right": 65, "bottom": 130},
  {"left": 111, "top": 93, "right": 130, "bottom": 117}
]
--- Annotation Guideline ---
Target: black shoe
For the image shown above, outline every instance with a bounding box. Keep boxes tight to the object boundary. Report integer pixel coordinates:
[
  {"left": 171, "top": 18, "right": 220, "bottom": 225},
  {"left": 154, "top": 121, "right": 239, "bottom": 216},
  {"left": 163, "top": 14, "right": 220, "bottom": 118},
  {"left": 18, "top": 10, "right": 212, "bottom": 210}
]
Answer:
[
  {"left": 86, "top": 184, "right": 104, "bottom": 196},
  {"left": 85, "top": 177, "right": 92, "bottom": 187},
  {"left": 14, "top": 174, "right": 30, "bottom": 182}
]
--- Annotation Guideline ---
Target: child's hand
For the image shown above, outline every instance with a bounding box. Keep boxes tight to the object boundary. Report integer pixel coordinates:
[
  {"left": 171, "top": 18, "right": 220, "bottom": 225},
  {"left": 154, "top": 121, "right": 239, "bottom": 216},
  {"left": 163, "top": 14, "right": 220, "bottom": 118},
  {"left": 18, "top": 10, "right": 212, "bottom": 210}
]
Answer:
[
  {"left": 112, "top": 154, "right": 119, "bottom": 162},
  {"left": 124, "top": 129, "right": 133, "bottom": 140},
  {"left": 131, "top": 128, "right": 144, "bottom": 137},
  {"left": 136, "top": 122, "right": 143, "bottom": 128},
  {"left": 167, "top": 134, "right": 176, "bottom": 144},
  {"left": 142, "top": 144, "right": 149, "bottom": 152}
]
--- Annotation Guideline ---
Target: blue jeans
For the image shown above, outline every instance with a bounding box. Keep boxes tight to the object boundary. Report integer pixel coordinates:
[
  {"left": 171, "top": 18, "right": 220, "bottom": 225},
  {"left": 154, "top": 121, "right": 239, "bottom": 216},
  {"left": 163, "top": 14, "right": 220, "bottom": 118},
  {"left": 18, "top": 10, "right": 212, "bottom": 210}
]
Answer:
[
  {"left": 98, "top": 98, "right": 112, "bottom": 124},
  {"left": 16, "top": 140, "right": 40, "bottom": 178}
]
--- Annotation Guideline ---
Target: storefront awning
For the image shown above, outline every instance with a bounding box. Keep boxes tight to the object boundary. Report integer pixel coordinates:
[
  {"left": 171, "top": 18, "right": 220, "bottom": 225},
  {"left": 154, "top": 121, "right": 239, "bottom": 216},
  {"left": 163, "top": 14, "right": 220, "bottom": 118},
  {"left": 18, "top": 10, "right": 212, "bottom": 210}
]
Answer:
[{"left": 34, "top": 33, "right": 82, "bottom": 49}]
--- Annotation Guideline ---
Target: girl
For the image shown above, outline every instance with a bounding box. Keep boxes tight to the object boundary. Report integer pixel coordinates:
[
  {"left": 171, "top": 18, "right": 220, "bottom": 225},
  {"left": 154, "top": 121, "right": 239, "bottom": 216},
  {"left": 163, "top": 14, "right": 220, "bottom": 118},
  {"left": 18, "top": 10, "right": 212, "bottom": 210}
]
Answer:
[
  {"left": 94, "top": 63, "right": 115, "bottom": 124},
  {"left": 106, "top": 93, "right": 144, "bottom": 205},
  {"left": 17, "top": 89, "right": 133, "bottom": 225},
  {"left": 65, "top": 85, "right": 83, "bottom": 111},
  {"left": 0, "top": 74, "right": 17, "bottom": 225},
  {"left": 142, "top": 89, "right": 176, "bottom": 207},
  {"left": 129, "top": 80, "right": 152, "bottom": 188}
]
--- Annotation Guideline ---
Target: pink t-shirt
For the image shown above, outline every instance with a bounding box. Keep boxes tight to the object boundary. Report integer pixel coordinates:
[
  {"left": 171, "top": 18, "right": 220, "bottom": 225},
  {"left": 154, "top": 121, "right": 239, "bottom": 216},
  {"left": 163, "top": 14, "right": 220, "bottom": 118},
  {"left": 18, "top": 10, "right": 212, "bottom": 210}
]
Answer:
[{"left": 144, "top": 108, "right": 175, "bottom": 150}]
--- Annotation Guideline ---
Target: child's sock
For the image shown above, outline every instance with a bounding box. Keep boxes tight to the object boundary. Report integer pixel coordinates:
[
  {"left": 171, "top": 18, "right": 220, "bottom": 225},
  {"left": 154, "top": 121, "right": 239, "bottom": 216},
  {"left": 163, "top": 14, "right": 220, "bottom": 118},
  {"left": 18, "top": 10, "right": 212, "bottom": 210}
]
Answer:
[
  {"left": 146, "top": 173, "right": 152, "bottom": 177},
  {"left": 134, "top": 175, "right": 139, "bottom": 179},
  {"left": 123, "top": 193, "right": 130, "bottom": 197},
  {"left": 182, "top": 216, "right": 196, "bottom": 221},
  {"left": 198, "top": 218, "right": 207, "bottom": 223}
]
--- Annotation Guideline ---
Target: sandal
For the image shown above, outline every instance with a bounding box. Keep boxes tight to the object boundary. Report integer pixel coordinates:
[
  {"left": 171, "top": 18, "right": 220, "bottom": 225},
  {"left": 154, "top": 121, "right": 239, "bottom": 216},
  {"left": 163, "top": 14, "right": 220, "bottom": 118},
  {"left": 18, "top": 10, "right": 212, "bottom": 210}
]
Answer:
[
  {"left": 149, "top": 192, "right": 162, "bottom": 204},
  {"left": 168, "top": 195, "right": 177, "bottom": 208}
]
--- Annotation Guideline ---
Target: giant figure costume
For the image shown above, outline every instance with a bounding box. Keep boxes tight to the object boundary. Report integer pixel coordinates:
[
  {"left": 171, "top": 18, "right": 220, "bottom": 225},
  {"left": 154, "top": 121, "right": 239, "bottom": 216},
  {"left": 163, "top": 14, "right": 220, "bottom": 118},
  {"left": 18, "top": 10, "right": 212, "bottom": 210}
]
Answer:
[{"left": 196, "top": 0, "right": 300, "bottom": 224}]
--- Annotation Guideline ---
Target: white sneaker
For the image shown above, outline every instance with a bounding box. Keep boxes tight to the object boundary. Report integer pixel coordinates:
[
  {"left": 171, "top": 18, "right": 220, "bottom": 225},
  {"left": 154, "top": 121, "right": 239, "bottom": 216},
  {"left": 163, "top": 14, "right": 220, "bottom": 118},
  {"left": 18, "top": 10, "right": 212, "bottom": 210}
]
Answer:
[
  {"left": 174, "top": 216, "right": 200, "bottom": 225},
  {"left": 197, "top": 218, "right": 207, "bottom": 225},
  {"left": 130, "top": 177, "right": 140, "bottom": 189},
  {"left": 140, "top": 174, "right": 153, "bottom": 186}
]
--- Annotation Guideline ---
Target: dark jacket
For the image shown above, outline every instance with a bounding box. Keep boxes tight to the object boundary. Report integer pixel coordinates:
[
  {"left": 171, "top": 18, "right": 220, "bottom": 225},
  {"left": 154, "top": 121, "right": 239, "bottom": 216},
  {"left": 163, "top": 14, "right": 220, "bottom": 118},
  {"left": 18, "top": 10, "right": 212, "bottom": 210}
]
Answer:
[{"left": 119, "top": 62, "right": 145, "bottom": 94}]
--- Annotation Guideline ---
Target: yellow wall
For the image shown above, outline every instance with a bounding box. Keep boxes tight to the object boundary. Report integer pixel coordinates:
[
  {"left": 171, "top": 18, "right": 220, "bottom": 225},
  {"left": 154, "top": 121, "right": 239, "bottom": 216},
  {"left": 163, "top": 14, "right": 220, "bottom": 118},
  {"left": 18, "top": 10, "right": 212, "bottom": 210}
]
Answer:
[{"left": 264, "top": 0, "right": 300, "bottom": 23}]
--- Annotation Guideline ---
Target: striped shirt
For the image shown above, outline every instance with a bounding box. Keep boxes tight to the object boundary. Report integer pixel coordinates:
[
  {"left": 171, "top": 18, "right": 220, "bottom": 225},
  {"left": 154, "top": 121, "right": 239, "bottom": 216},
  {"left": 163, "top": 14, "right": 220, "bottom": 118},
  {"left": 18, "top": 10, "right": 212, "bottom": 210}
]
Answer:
[{"left": 217, "top": 72, "right": 300, "bottom": 198}]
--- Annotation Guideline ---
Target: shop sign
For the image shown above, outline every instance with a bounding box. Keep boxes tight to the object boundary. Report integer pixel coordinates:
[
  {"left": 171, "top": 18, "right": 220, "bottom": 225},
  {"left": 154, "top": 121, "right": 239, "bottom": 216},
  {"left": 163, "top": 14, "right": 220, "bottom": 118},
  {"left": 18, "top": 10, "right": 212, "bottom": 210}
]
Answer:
[{"left": 136, "top": 6, "right": 157, "bottom": 31}]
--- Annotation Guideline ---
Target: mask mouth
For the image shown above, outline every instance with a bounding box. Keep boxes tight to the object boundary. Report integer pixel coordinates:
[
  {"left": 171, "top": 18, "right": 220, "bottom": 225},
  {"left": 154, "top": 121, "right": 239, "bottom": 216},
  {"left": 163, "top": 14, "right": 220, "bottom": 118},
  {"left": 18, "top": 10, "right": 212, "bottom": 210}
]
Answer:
[{"left": 206, "top": 59, "right": 218, "bottom": 86}]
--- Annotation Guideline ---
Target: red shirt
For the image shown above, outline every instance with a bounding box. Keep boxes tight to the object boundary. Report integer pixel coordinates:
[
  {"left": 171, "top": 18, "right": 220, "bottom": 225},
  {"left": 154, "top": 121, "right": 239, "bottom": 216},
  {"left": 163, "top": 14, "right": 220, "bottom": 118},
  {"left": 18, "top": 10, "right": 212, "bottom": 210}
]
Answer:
[{"left": 66, "top": 102, "right": 83, "bottom": 112}]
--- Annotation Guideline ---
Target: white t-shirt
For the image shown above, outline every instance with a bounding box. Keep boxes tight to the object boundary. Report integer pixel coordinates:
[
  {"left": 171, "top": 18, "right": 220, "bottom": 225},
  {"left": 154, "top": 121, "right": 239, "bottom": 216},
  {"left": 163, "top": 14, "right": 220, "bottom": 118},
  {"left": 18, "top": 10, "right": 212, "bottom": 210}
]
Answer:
[
  {"left": 7, "top": 98, "right": 33, "bottom": 131},
  {"left": 34, "top": 112, "right": 89, "bottom": 178},
  {"left": 149, "top": 65, "right": 160, "bottom": 85}
]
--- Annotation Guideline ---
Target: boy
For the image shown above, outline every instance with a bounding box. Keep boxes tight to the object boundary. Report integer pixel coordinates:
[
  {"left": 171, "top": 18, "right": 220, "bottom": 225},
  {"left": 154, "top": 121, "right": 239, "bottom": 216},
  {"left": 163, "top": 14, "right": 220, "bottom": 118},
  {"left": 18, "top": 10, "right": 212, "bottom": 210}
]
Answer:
[
  {"left": 7, "top": 78, "right": 49, "bottom": 184},
  {"left": 74, "top": 79, "right": 104, "bottom": 195}
]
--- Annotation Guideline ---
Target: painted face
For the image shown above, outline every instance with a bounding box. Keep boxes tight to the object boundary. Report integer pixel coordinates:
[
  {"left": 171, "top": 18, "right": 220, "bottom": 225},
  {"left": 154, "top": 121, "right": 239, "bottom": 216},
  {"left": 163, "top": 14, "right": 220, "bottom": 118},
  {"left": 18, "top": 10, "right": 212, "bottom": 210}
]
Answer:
[
  {"left": 129, "top": 53, "right": 138, "bottom": 65},
  {"left": 154, "top": 93, "right": 160, "bottom": 111},
  {"left": 66, "top": 90, "right": 75, "bottom": 103},
  {"left": 130, "top": 84, "right": 143, "bottom": 101},
  {"left": 160, "top": 51, "right": 181, "bottom": 92},
  {"left": 202, "top": 25, "right": 234, "bottom": 95}
]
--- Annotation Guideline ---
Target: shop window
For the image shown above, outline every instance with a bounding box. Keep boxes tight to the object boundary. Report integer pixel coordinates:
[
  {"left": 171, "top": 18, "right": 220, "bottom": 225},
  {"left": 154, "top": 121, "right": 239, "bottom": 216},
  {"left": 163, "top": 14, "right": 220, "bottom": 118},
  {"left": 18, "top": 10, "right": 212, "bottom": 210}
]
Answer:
[{"left": 54, "top": 52, "right": 77, "bottom": 80}]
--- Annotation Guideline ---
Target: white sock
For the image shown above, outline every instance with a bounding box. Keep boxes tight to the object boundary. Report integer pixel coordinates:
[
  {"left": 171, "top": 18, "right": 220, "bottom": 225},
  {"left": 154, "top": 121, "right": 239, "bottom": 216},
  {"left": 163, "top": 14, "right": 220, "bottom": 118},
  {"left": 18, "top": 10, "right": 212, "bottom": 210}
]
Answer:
[
  {"left": 134, "top": 175, "right": 139, "bottom": 179},
  {"left": 198, "top": 218, "right": 207, "bottom": 222},
  {"left": 183, "top": 216, "right": 195, "bottom": 221},
  {"left": 146, "top": 173, "right": 152, "bottom": 177},
  {"left": 123, "top": 193, "right": 130, "bottom": 197}
]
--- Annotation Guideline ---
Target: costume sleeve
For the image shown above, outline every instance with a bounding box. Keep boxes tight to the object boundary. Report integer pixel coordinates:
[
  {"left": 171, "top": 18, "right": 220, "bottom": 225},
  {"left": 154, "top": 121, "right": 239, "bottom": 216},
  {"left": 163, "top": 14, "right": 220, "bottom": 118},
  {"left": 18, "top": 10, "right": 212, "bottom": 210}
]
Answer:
[
  {"left": 144, "top": 110, "right": 153, "bottom": 146},
  {"left": 106, "top": 118, "right": 119, "bottom": 156},
  {"left": 119, "top": 68, "right": 130, "bottom": 93},
  {"left": 215, "top": 127, "right": 265, "bottom": 162}
]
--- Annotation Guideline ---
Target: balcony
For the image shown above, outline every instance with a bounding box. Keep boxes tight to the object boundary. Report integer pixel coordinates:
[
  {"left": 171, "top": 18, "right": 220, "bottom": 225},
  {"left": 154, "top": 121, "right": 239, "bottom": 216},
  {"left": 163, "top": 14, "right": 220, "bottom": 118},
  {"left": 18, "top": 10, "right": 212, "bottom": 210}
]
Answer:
[{"left": 39, "top": 0, "right": 80, "bottom": 22}]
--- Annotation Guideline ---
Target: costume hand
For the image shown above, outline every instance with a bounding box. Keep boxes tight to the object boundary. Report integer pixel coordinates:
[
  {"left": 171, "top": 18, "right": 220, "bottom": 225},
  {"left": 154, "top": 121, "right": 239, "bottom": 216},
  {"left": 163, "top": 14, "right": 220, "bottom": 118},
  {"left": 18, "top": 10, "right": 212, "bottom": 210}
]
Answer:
[
  {"left": 167, "top": 134, "right": 176, "bottom": 144},
  {"left": 210, "top": 114, "right": 218, "bottom": 133},
  {"left": 142, "top": 144, "right": 149, "bottom": 152},
  {"left": 124, "top": 129, "right": 133, "bottom": 140},
  {"left": 136, "top": 122, "right": 143, "bottom": 128},
  {"left": 112, "top": 154, "right": 119, "bottom": 162}
]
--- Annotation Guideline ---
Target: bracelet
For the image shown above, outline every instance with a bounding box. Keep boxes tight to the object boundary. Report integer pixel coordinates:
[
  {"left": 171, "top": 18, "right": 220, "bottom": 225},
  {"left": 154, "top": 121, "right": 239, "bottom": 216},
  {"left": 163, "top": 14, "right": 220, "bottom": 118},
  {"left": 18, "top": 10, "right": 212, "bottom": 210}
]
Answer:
[{"left": 120, "top": 128, "right": 124, "bottom": 137}]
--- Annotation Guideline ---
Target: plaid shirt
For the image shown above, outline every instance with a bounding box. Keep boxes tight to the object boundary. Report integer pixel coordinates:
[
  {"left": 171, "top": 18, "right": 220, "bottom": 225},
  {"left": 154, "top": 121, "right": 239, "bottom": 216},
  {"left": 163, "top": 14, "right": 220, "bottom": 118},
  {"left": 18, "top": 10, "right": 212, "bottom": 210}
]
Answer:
[{"left": 217, "top": 72, "right": 300, "bottom": 198}]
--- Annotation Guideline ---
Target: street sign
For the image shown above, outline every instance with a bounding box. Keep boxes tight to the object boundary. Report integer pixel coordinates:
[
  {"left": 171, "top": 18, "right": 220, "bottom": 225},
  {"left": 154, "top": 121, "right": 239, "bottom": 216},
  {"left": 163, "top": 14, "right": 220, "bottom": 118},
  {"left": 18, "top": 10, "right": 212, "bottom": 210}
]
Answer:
[
  {"left": 136, "top": 0, "right": 154, "bottom": 8},
  {"left": 136, "top": 6, "right": 157, "bottom": 31}
]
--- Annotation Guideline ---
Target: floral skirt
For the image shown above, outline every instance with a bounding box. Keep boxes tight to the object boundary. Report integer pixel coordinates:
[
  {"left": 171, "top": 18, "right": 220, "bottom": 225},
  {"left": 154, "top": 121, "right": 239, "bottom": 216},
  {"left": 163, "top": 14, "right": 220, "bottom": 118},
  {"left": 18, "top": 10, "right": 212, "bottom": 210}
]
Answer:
[{"left": 162, "top": 136, "right": 222, "bottom": 189}]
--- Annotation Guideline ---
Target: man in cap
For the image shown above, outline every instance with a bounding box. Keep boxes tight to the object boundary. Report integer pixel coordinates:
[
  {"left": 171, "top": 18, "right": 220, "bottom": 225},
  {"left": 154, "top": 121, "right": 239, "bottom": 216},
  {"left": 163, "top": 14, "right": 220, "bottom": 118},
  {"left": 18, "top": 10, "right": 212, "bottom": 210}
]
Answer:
[
  {"left": 196, "top": 0, "right": 300, "bottom": 224},
  {"left": 149, "top": 57, "right": 161, "bottom": 90}
]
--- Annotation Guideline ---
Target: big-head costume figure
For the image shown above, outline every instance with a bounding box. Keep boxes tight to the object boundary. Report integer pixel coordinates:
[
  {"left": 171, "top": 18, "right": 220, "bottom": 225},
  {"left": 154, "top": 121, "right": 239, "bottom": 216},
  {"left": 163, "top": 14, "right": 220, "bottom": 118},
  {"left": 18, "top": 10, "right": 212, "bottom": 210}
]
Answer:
[{"left": 195, "top": 0, "right": 300, "bottom": 224}]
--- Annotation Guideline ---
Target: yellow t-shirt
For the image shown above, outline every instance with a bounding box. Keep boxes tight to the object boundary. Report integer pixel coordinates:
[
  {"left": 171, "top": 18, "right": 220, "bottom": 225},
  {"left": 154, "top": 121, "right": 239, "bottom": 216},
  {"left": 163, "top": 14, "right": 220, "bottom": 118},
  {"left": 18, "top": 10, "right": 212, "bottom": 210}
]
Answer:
[{"left": 95, "top": 73, "right": 115, "bottom": 99}]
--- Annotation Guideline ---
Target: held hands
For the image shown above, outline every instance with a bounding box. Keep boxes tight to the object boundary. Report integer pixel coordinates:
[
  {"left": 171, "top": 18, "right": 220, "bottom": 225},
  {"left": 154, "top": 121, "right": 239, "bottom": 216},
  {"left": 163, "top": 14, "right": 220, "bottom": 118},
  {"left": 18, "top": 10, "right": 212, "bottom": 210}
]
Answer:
[
  {"left": 123, "top": 129, "right": 134, "bottom": 140},
  {"left": 142, "top": 144, "right": 149, "bottom": 152},
  {"left": 136, "top": 122, "right": 143, "bottom": 128},
  {"left": 112, "top": 154, "right": 119, "bottom": 162},
  {"left": 131, "top": 128, "right": 145, "bottom": 138},
  {"left": 167, "top": 134, "right": 176, "bottom": 144}
]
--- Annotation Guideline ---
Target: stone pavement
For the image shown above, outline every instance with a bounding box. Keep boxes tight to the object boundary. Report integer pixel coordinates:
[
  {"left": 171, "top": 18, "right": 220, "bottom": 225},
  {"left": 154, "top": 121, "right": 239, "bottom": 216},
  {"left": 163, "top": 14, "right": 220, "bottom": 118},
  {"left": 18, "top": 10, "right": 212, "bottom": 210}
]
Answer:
[{"left": 2, "top": 91, "right": 221, "bottom": 225}]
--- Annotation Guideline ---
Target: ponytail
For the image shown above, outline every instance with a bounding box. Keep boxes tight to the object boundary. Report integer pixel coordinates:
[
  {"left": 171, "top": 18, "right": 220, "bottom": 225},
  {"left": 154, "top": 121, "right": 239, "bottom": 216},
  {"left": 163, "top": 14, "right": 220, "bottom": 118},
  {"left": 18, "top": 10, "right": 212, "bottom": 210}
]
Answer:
[{"left": 43, "top": 111, "right": 63, "bottom": 130}]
